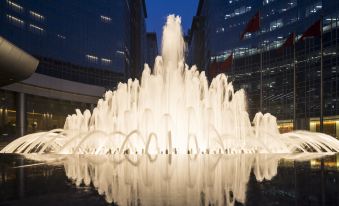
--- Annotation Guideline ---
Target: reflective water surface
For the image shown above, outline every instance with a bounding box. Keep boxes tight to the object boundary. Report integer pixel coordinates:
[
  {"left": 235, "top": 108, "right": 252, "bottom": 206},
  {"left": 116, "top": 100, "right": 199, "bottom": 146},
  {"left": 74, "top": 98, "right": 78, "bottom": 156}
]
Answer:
[{"left": 0, "top": 153, "right": 339, "bottom": 206}]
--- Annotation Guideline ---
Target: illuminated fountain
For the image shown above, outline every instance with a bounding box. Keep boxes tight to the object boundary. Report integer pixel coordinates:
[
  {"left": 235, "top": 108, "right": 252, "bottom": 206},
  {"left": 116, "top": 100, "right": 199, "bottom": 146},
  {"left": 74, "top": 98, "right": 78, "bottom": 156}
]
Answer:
[{"left": 2, "top": 15, "right": 339, "bottom": 155}]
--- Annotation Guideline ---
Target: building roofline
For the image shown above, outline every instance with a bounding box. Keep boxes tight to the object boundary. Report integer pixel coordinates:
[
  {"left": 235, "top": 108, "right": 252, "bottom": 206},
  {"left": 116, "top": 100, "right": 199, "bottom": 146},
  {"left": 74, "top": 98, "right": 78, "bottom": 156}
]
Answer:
[
  {"left": 196, "top": 0, "right": 204, "bottom": 16},
  {"left": 146, "top": 32, "right": 157, "bottom": 37},
  {"left": 187, "top": 0, "right": 204, "bottom": 44},
  {"left": 142, "top": 0, "right": 147, "bottom": 18},
  {"left": 187, "top": 16, "right": 202, "bottom": 44}
]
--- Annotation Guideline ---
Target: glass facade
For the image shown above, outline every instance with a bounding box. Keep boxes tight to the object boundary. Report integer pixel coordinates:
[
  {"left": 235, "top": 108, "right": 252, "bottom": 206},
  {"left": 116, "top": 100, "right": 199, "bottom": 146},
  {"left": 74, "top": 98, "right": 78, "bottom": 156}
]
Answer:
[
  {"left": 189, "top": 0, "right": 339, "bottom": 137},
  {"left": 0, "top": 90, "right": 91, "bottom": 140},
  {"left": 0, "top": 0, "right": 148, "bottom": 141},
  {"left": 0, "top": 0, "right": 147, "bottom": 87},
  {"left": 145, "top": 32, "right": 158, "bottom": 69}
]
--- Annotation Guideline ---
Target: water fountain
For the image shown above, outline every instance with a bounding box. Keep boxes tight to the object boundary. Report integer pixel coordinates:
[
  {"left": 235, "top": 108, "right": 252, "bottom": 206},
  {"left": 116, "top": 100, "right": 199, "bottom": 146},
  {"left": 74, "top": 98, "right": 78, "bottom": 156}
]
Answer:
[{"left": 2, "top": 15, "right": 339, "bottom": 155}]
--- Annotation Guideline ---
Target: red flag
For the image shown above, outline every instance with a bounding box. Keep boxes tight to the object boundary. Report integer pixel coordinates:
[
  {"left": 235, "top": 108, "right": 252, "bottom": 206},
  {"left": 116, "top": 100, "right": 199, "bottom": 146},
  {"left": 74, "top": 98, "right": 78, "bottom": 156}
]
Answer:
[
  {"left": 240, "top": 11, "right": 260, "bottom": 40},
  {"left": 208, "top": 60, "right": 218, "bottom": 79},
  {"left": 299, "top": 20, "right": 321, "bottom": 41},
  {"left": 282, "top": 32, "right": 295, "bottom": 48},
  {"left": 219, "top": 53, "right": 233, "bottom": 73},
  {"left": 277, "top": 32, "right": 295, "bottom": 54}
]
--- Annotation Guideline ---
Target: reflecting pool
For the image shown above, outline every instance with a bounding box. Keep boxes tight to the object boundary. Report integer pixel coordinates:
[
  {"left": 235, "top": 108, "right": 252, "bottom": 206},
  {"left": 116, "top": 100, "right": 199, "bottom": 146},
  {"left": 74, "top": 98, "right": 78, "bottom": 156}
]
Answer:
[{"left": 0, "top": 153, "right": 339, "bottom": 206}]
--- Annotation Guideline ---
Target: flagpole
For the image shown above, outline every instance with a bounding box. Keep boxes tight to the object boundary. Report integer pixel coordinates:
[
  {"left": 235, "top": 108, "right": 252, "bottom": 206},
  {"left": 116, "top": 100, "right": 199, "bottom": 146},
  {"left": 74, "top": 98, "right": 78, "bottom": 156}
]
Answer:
[
  {"left": 320, "top": 16, "right": 324, "bottom": 133},
  {"left": 293, "top": 33, "right": 296, "bottom": 130},
  {"left": 259, "top": 11, "right": 263, "bottom": 112},
  {"left": 260, "top": 44, "right": 263, "bottom": 112},
  {"left": 232, "top": 50, "right": 234, "bottom": 76}
]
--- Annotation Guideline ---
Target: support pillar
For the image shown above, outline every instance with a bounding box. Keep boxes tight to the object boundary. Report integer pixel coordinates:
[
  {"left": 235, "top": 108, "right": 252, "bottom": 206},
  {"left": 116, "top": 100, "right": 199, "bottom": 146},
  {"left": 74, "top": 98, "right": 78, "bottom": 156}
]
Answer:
[
  {"left": 295, "top": 118, "right": 310, "bottom": 131},
  {"left": 16, "top": 92, "right": 26, "bottom": 137}
]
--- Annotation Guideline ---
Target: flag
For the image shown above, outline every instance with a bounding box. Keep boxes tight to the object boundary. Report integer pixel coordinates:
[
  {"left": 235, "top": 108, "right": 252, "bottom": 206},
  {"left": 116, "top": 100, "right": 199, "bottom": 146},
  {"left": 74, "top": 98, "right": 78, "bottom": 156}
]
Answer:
[
  {"left": 240, "top": 11, "right": 260, "bottom": 40},
  {"left": 299, "top": 20, "right": 321, "bottom": 42},
  {"left": 208, "top": 59, "right": 219, "bottom": 79},
  {"left": 219, "top": 53, "right": 233, "bottom": 73},
  {"left": 282, "top": 32, "right": 295, "bottom": 48},
  {"left": 277, "top": 32, "right": 295, "bottom": 54}
]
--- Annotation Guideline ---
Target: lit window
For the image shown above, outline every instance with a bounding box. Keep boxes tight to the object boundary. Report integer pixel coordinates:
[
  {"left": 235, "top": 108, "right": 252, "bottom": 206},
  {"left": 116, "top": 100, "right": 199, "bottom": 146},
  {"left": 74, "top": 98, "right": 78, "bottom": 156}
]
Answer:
[
  {"left": 86, "top": 54, "right": 98, "bottom": 62},
  {"left": 57, "top": 34, "right": 66, "bottom": 40},
  {"left": 29, "top": 10, "right": 45, "bottom": 21},
  {"left": 6, "top": 14, "right": 24, "bottom": 27},
  {"left": 116, "top": 50, "right": 125, "bottom": 55},
  {"left": 6, "top": 0, "right": 23, "bottom": 12},
  {"left": 263, "top": 0, "right": 276, "bottom": 6},
  {"left": 216, "top": 27, "right": 225, "bottom": 33},
  {"left": 305, "top": 2, "right": 322, "bottom": 17},
  {"left": 278, "top": 0, "right": 297, "bottom": 14},
  {"left": 287, "top": 16, "right": 298, "bottom": 25},
  {"left": 29, "top": 24, "right": 44, "bottom": 34},
  {"left": 101, "top": 58, "right": 112, "bottom": 65},
  {"left": 270, "top": 19, "right": 283, "bottom": 31},
  {"left": 224, "top": 6, "right": 251, "bottom": 20},
  {"left": 244, "top": 33, "right": 251, "bottom": 39},
  {"left": 100, "top": 15, "right": 112, "bottom": 23},
  {"left": 228, "top": 0, "right": 244, "bottom": 4}
]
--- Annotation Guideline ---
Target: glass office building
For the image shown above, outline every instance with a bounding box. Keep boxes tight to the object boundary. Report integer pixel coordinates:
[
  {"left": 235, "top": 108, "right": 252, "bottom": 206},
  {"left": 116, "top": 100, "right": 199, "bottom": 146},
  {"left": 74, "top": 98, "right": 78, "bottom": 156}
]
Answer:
[
  {"left": 188, "top": 0, "right": 339, "bottom": 137},
  {"left": 145, "top": 32, "right": 158, "bottom": 69},
  {"left": 0, "top": 0, "right": 147, "bottom": 87},
  {"left": 0, "top": 0, "right": 147, "bottom": 140}
]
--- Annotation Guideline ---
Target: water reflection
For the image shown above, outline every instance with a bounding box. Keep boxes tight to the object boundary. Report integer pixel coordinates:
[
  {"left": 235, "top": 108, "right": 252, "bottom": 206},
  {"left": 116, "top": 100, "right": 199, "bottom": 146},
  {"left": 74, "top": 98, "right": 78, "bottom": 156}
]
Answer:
[
  {"left": 1, "top": 153, "right": 339, "bottom": 205},
  {"left": 62, "top": 154, "right": 328, "bottom": 205}
]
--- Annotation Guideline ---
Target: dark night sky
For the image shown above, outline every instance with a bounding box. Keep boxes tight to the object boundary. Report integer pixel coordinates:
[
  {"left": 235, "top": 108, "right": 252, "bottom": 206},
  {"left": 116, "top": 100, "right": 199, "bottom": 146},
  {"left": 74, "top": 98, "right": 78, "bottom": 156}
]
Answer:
[{"left": 145, "top": 0, "right": 199, "bottom": 50}]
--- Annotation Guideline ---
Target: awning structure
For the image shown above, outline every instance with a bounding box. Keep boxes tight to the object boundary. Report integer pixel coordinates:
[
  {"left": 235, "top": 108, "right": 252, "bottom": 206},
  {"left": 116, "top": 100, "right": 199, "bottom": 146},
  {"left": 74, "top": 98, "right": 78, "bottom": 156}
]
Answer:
[{"left": 0, "top": 36, "right": 39, "bottom": 87}]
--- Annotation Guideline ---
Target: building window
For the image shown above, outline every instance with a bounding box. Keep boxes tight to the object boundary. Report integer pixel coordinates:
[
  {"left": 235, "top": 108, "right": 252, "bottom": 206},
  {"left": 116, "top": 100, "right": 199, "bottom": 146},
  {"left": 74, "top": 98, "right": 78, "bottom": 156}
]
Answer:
[
  {"left": 243, "top": 33, "right": 252, "bottom": 39},
  {"left": 228, "top": 0, "right": 245, "bottom": 4},
  {"left": 216, "top": 27, "right": 225, "bottom": 33},
  {"left": 100, "top": 15, "right": 112, "bottom": 23},
  {"left": 263, "top": 0, "right": 276, "bottom": 5},
  {"left": 278, "top": 0, "right": 297, "bottom": 14},
  {"left": 101, "top": 58, "right": 112, "bottom": 65},
  {"left": 224, "top": 6, "right": 251, "bottom": 20},
  {"left": 270, "top": 19, "right": 283, "bottom": 31},
  {"left": 29, "top": 24, "right": 44, "bottom": 34},
  {"left": 287, "top": 16, "right": 298, "bottom": 25},
  {"left": 29, "top": 10, "right": 45, "bottom": 21},
  {"left": 57, "top": 34, "right": 66, "bottom": 40},
  {"left": 86, "top": 54, "right": 98, "bottom": 62},
  {"left": 305, "top": 1, "right": 322, "bottom": 17},
  {"left": 6, "top": 14, "right": 24, "bottom": 28},
  {"left": 6, "top": 0, "right": 23, "bottom": 12}
]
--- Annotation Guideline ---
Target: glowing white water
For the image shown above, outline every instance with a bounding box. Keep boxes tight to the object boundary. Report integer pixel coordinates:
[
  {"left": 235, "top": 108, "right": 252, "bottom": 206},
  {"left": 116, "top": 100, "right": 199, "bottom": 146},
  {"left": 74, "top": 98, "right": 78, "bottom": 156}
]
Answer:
[
  {"left": 63, "top": 154, "right": 282, "bottom": 205},
  {"left": 58, "top": 153, "right": 328, "bottom": 205},
  {"left": 2, "top": 15, "right": 339, "bottom": 155}
]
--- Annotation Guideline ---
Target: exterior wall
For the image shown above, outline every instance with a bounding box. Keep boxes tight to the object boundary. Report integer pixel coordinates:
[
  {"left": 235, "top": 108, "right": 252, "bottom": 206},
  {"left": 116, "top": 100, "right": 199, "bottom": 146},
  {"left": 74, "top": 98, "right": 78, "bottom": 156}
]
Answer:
[
  {"left": 0, "top": 0, "right": 147, "bottom": 87},
  {"left": 0, "top": 73, "right": 105, "bottom": 138},
  {"left": 0, "top": 0, "right": 128, "bottom": 71},
  {"left": 0, "top": 89, "right": 93, "bottom": 139},
  {"left": 0, "top": 0, "right": 148, "bottom": 140},
  {"left": 189, "top": 0, "right": 339, "bottom": 136},
  {"left": 187, "top": 16, "right": 205, "bottom": 70},
  {"left": 130, "top": 0, "right": 148, "bottom": 79},
  {"left": 146, "top": 32, "right": 158, "bottom": 69}
]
